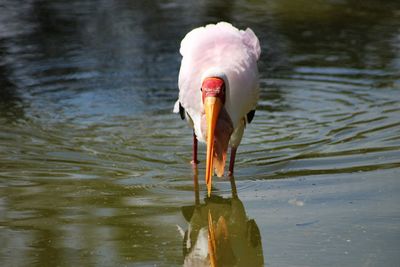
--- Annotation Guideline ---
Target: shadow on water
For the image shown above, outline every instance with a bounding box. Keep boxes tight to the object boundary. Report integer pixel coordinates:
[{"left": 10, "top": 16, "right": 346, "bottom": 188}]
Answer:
[{"left": 180, "top": 170, "right": 264, "bottom": 266}]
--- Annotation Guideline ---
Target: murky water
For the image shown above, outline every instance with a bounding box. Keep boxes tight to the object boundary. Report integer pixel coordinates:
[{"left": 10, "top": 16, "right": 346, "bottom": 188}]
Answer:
[{"left": 1, "top": 0, "right": 400, "bottom": 266}]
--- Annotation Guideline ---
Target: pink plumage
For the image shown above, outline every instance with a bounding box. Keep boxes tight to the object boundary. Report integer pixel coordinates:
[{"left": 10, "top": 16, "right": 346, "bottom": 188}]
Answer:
[{"left": 176, "top": 22, "right": 260, "bottom": 141}]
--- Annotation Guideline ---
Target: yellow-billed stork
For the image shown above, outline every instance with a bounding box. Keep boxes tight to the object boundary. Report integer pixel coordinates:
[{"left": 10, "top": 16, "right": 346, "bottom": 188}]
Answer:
[{"left": 174, "top": 22, "right": 261, "bottom": 196}]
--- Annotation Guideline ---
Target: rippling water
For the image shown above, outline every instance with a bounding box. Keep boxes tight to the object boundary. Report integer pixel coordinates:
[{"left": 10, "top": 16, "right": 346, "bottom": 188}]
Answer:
[{"left": 1, "top": 0, "right": 400, "bottom": 266}]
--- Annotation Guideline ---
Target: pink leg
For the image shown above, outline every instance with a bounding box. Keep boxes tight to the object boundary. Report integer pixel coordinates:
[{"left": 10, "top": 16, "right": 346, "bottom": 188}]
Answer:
[
  {"left": 228, "top": 147, "right": 237, "bottom": 176},
  {"left": 191, "top": 131, "right": 199, "bottom": 166}
]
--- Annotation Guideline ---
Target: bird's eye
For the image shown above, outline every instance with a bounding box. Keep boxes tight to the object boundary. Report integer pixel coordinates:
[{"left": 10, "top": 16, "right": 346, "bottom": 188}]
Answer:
[
  {"left": 200, "top": 87, "right": 202, "bottom": 92},
  {"left": 222, "top": 86, "right": 226, "bottom": 93}
]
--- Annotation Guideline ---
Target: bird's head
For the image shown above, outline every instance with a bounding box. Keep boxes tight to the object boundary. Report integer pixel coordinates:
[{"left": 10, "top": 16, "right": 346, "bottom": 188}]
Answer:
[{"left": 201, "top": 77, "right": 226, "bottom": 196}]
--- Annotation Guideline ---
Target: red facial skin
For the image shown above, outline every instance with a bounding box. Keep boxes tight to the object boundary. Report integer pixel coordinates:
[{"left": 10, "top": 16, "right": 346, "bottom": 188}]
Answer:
[{"left": 201, "top": 77, "right": 225, "bottom": 104}]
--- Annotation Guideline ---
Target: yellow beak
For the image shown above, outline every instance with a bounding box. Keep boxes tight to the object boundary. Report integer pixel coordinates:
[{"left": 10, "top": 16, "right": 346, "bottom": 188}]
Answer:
[{"left": 204, "top": 96, "right": 222, "bottom": 196}]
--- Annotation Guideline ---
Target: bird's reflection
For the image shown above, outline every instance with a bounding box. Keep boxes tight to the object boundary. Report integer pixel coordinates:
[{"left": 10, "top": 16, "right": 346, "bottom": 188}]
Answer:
[{"left": 180, "top": 170, "right": 264, "bottom": 266}]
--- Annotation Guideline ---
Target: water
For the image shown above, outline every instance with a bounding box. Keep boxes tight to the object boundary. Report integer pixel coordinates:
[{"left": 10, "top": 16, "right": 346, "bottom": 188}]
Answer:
[{"left": 1, "top": 0, "right": 400, "bottom": 266}]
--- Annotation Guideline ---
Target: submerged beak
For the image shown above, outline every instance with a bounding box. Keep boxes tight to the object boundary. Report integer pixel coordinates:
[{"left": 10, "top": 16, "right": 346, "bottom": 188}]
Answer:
[{"left": 204, "top": 96, "right": 222, "bottom": 196}]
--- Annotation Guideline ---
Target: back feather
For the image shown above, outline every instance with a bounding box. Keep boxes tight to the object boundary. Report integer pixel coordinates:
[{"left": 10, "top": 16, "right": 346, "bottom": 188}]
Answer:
[{"left": 180, "top": 22, "right": 260, "bottom": 61}]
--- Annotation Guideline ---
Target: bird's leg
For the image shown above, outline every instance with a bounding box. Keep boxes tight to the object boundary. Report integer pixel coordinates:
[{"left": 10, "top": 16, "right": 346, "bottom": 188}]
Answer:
[
  {"left": 229, "top": 174, "right": 238, "bottom": 199},
  {"left": 191, "top": 131, "right": 200, "bottom": 166},
  {"left": 228, "top": 147, "right": 237, "bottom": 177}
]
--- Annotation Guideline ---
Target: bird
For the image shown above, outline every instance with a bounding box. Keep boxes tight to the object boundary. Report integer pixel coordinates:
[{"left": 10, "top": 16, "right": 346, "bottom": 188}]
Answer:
[{"left": 174, "top": 22, "right": 261, "bottom": 196}]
